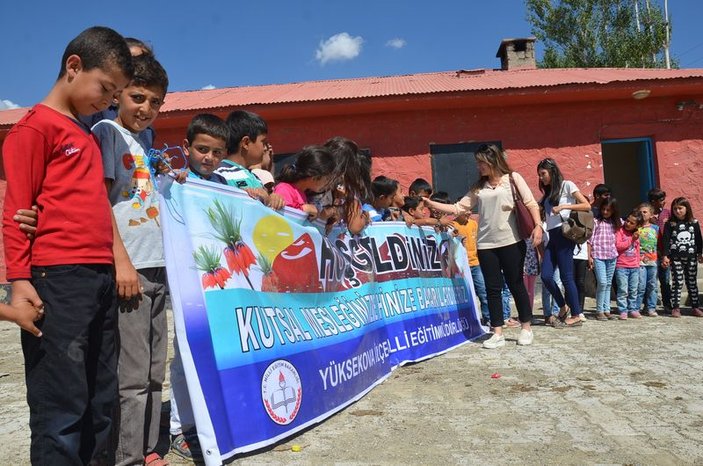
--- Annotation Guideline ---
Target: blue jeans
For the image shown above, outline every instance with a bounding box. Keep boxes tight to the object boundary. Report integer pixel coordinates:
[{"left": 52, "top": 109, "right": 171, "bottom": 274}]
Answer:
[
  {"left": 615, "top": 267, "right": 640, "bottom": 312},
  {"left": 593, "top": 258, "right": 616, "bottom": 312},
  {"left": 541, "top": 228, "right": 581, "bottom": 315},
  {"left": 637, "top": 264, "right": 658, "bottom": 311},
  {"left": 470, "top": 265, "right": 490, "bottom": 321},
  {"left": 542, "top": 267, "right": 562, "bottom": 317},
  {"left": 502, "top": 282, "right": 512, "bottom": 320}
]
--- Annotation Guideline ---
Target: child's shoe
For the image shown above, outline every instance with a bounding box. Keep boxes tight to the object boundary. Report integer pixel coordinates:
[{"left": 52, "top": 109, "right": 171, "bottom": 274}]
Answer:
[
  {"left": 646, "top": 309, "right": 658, "bottom": 317},
  {"left": 606, "top": 312, "right": 618, "bottom": 320},
  {"left": 671, "top": 308, "right": 681, "bottom": 318},
  {"left": 692, "top": 308, "right": 703, "bottom": 317},
  {"left": 596, "top": 312, "right": 608, "bottom": 321},
  {"left": 579, "top": 314, "right": 587, "bottom": 322},
  {"left": 619, "top": 312, "right": 628, "bottom": 320},
  {"left": 629, "top": 311, "right": 643, "bottom": 319}
]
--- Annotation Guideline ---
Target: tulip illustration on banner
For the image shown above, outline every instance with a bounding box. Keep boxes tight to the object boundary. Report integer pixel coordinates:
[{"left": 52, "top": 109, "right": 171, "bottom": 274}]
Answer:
[
  {"left": 206, "top": 199, "right": 257, "bottom": 289},
  {"left": 192, "top": 245, "right": 231, "bottom": 290}
]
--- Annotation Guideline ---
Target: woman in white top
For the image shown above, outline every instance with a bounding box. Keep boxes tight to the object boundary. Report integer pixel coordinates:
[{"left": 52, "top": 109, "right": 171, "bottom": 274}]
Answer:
[
  {"left": 536, "top": 158, "right": 591, "bottom": 326},
  {"left": 424, "top": 144, "right": 542, "bottom": 349}
]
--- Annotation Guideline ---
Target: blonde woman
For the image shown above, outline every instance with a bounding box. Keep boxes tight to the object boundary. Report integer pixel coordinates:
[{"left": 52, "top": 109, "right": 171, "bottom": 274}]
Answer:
[{"left": 424, "top": 144, "right": 542, "bottom": 348}]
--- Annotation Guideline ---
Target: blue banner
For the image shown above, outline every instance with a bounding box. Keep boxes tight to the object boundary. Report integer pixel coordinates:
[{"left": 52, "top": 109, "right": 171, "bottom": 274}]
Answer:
[{"left": 159, "top": 177, "right": 484, "bottom": 464}]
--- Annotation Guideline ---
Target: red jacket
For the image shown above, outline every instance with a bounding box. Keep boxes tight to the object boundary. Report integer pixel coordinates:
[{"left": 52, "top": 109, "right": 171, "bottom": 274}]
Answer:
[{"left": 2, "top": 105, "right": 113, "bottom": 280}]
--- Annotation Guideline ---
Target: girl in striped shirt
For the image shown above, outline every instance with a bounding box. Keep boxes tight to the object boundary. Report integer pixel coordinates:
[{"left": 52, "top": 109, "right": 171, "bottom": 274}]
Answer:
[{"left": 588, "top": 198, "right": 621, "bottom": 320}]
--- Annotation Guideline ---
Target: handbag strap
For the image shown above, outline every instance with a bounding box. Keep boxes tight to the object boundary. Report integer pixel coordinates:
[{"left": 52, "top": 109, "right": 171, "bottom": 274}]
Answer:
[{"left": 509, "top": 173, "right": 523, "bottom": 203}]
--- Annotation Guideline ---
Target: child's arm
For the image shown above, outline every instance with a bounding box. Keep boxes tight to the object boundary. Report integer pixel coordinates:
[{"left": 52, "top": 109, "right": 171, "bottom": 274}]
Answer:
[
  {"left": 2, "top": 287, "right": 43, "bottom": 337},
  {"left": 105, "top": 180, "right": 142, "bottom": 301},
  {"left": 615, "top": 229, "right": 632, "bottom": 253},
  {"left": 345, "top": 200, "right": 368, "bottom": 235},
  {"left": 587, "top": 241, "right": 593, "bottom": 270}
]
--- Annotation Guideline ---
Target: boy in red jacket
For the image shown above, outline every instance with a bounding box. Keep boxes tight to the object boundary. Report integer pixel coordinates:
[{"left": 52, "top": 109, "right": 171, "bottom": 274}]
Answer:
[{"left": 1, "top": 27, "right": 132, "bottom": 465}]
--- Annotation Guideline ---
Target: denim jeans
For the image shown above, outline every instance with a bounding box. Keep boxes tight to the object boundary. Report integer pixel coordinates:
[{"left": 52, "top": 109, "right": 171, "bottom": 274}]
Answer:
[
  {"left": 542, "top": 267, "right": 562, "bottom": 317},
  {"left": 593, "top": 258, "right": 617, "bottom": 312},
  {"left": 470, "top": 265, "right": 490, "bottom": 322},
  {"left": 541, "top": 228, "right": 581, "bottom": 315},
  {"left": 636, "top": 264, "right": 658, "bottom": 312},
  {"left": 615, "top": 267, "right": 640, "bottom": 312},
  {"left": 502, "top": 282, "right": 512, "bottom": 320},
  {"left": 23, "top": 264, "right": 117, "bottom": 465}
]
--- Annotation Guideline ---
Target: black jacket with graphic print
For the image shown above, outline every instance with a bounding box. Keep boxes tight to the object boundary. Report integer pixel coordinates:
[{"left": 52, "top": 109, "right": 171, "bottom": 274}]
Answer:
[{"left": 662, "top": 219, "right": 703, "bottom": 258}]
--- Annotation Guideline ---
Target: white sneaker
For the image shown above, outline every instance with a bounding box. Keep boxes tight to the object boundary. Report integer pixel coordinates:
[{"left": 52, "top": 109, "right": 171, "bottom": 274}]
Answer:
[
  {"left": 579, "top": 314, "right": 587, "bottom": 322},
  {"left": 482, "top": 333, "right": 505, "bottom": 349},
  {"left": 517, "top": 329, "right": 534, "bottom": 346}
]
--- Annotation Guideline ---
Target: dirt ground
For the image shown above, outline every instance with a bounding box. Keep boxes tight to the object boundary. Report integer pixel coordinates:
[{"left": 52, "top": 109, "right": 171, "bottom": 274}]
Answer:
[{"left": 2, "top": 281, "right": 703, "bottom": 465}]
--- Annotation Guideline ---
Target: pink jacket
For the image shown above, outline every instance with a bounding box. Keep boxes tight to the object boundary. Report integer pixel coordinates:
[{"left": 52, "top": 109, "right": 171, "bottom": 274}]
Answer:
[{"left": 615, "top": 228, "right": 640, "bottom": 268}]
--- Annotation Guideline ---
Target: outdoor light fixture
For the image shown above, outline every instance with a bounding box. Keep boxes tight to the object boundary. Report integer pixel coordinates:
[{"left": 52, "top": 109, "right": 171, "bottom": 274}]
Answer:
[
  {"left": 631, "top": 89, "right": 651, "bottom": 100},
  {"left": 676, "top": 100, "right": 703, "bottom": 111}
]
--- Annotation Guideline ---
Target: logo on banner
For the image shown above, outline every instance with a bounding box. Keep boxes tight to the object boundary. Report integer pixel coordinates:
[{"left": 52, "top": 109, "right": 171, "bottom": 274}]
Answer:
[{"left": 261, "top": 360, "right": 302, "bottom": 425}]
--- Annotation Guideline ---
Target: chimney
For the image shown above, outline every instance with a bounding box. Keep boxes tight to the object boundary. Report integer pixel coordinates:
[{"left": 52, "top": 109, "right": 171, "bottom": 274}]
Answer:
[{"left": 496, "top": 37, "right": 536, "bottom": 71}]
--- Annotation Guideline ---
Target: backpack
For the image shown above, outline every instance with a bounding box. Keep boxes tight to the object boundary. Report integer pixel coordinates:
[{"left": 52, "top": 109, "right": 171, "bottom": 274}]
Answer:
[{"left": 561, "top": 210, "right": 594, "bottom": 244}]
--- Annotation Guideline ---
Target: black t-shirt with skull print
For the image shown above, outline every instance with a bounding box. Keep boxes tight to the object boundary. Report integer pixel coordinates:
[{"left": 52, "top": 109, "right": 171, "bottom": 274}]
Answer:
[{"left": 662, "top": 219, "right": 703, "bottom": 258}]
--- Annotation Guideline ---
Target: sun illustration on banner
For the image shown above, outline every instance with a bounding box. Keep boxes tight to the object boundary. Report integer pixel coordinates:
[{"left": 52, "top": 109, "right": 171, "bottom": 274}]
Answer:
[{"left": 253, "top": 215, "right": 295, "bottom": 263}]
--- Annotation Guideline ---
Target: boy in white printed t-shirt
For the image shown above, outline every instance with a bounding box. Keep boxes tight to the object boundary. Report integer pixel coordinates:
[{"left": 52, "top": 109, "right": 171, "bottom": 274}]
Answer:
[{"left": 92, "top": 53, "right": 170, "bottom": 466}]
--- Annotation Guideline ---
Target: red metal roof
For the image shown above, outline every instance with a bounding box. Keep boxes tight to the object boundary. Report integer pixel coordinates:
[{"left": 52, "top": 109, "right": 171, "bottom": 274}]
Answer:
[{"left": 3, "top": 67, "right": 703, "bottom": 126}]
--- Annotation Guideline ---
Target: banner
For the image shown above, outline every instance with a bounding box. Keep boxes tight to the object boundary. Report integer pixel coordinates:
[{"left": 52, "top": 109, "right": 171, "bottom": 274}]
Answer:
[{"left": 159, "top": 177, "right": 484, "bottom": 465}]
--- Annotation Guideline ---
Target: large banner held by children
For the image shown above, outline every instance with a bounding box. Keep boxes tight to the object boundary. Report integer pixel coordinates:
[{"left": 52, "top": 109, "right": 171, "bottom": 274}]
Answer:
[{"left": 159, "top": 177, "right": 484, "bottom": 465}]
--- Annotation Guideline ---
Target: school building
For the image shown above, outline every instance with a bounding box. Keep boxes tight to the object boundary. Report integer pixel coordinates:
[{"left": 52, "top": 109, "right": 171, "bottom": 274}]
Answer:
[{"left": 1, "top": 38, "right": 703, "bottom": 283}]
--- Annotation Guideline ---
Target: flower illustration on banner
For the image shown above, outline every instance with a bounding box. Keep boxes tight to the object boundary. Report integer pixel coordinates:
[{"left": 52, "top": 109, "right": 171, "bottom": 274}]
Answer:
[
  {"left": 193, "top": 245, "right": 231, "bottom": 289},
  {"left": 258, "top": 254, "right": 279, "bottom": 292},
  {"left": 206, "top": 199, "right": 257, "bottom": 289}
]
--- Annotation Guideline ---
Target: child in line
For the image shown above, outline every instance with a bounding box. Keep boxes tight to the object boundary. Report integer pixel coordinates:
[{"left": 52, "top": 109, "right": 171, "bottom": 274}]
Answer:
[
  {"left": 661, "top": 197, "right": 703, "bottom": 318},
  {"left": 183, "top": 114, "right": 229, "bottom": 183},
  {"left": 324, "top": 137, "right": 372, "bottom": 235},
  {"left": 274, "top": 145, "right": 336, "bottom": 219},
  {"left": 636, "top": 203, "right": 659, "bottom": 317},
  {"left": 405, "top": 195, "right": 454, "bottom": 229},
  {"left": 649, "top": 188, "right": 672, "bottom": 312},
  {"left": 451, "top": 212, "right": 490, "bottom": 325},
  {"left": 363, "top": 175, "right": 399, "bottom": 222},
  {"left": 215, "top": 110, "right": 284, "bottom": 209},
  {"left": 409, "top": 178, "right": 433, "bottom": 198},
  {"left": 93, "top": 53, "right": 170, "bottom": 466},
  {"left": 588, "top": 198, "right": 621, "bottom": 320},
  {"left": 2, "top": 26, "right": 132, "bottom": 464},
  {"left": 615, "top": 210, "right": 643, "bottom": 320},
  {"left": 169, "top": 114, "right": 231, "bottom": 461}
]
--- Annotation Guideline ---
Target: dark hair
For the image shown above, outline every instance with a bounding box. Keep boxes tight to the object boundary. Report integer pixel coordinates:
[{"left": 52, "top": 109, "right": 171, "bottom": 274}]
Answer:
[
  {"left": 402, "top": 196, "right": 422, "bottom": 213},
  {"left": 129, "top": 54, "right": 168, "bottom": 95},
  {"left": 648, "top": 188, "right": 666, "bottom": 202},
  {"left": 371, "top": 176, "right": 399, "bottom": 198},
  {"left": 430, "top": 191, "right": 451, "bottom": 204},
  {"left": 324, "top": 136, "right": 372, "bottom": 205},
  {"left": 597, "top": 197, "right": 622, "bottom": 228},
  {"left": 593, "top": 184, "right": 611, "bottom": 198},
  {"left": 58, "top": 26, "right": 133, "bottom": 80},
  {"left": 225, "top": 110, "right": 268, "bottom": 154},
  {"left": 471, "top": 144, "right": 512, "bottom": 192},
  {"left": 537, "top": 157, "right": 565, "bottom": 208},
  {"left": 409, "top": 178, "right": 433, "bottom": 196},
  {"left": 186, "top": 114, "right": 229, "bottom": 146},
  {"left": 124, "top": 37, "right": 153, "bottom": 56},
  {"left": 626, "top": 209, "right": 644, "bottom": 229},
  {"left": 277, "top": 145, "right": 335, "bottom": 184},
  {"left": 670, "top": 197, "right": 694, "bottom": 222}
]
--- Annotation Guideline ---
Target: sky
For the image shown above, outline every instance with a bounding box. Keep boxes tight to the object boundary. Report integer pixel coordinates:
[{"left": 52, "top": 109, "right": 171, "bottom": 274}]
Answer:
[{"left": 1, "top": 0, "right": 703, "bottom": 109}]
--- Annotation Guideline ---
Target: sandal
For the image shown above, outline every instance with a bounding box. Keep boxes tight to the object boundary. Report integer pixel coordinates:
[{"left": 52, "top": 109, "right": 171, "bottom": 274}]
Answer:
[
  {"left": 545, "top": 316, "right": 565, "bottom": 329},
  {"left": 557, "top": 305, "right": 570, "bottom": 321},
  {"left": 564, "top": 318, "right": 582, "bottom": 327},
  {"left": 505, "top": 318, "right": 521, "bottom": 328},
  {"left": 145, "top": 452, "right": 169, "bottom": 466}
]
